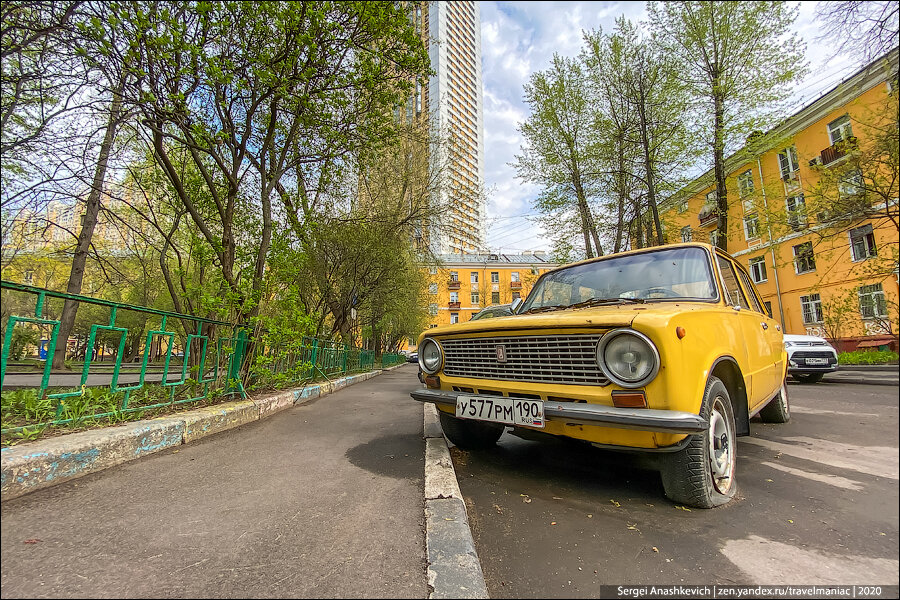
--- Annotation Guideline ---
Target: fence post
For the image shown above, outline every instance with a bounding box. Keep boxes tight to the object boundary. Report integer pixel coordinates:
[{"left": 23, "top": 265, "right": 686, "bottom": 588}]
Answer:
[{"left": 227, "top": 329, "right": 249, "bottom": 395}]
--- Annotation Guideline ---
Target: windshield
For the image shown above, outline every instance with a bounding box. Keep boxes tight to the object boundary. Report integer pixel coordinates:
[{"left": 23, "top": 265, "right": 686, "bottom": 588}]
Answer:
[{"left": 520, "top": 247, "right": 717, "bottom": 312}]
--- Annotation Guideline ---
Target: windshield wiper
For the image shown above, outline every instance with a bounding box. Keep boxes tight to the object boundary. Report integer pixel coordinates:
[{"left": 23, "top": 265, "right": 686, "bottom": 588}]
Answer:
[
  {"left": 523, "top": 304, "right": 568, "bottom": 314},
  {"left": 567, "top": 297, "right": 645, "bottom": 309}
]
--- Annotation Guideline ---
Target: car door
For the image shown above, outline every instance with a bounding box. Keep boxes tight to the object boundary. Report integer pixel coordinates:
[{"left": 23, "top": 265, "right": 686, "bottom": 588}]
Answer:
[
  {"left": 715, "top": 254, "right": 777, "bottom": 409},
  {"left": 734, "top": 261, "right": 785, "bottom": 399}
]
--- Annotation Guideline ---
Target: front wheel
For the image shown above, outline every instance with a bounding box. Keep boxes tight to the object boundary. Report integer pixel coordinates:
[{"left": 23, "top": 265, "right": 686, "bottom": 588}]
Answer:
[
  {"left": 660, "top": 376, "right": 737, "bottom": 508},
  {"left": 793, "top": 372, "right": 824, "bottom": 384},
  {"left": 438, "top": 411, "right": 504, "bottom": 450}
]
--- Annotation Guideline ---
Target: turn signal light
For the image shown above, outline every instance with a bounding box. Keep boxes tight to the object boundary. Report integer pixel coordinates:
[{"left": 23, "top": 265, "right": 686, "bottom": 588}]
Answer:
[
  {"left": 676, "top": 327, "right": 686, "bottom": 339},
  {"left": 424, "top": 375, "right": 441, "bottom": 389},
  {"left": 611, "top": 390, "right": 648, "bottom": 408}
]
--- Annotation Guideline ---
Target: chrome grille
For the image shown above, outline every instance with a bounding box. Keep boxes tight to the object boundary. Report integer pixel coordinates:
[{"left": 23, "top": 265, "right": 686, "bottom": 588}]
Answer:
[{"left": 440, "top": 334, "right": 609, "bottom": 386}]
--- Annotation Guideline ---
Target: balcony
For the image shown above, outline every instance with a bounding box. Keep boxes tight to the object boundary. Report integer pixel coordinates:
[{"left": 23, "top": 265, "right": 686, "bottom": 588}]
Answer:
[
  {"left": 447, "top": 280, "right": 460, "bottom": 290},
  {"left": 510, "top": 280, "right": 522, "bottom": 290},
  {"left": 698, "top": 204, "right": 718, "bottom": 228},
  {"left": 819, "top": 136, "right": 858, "bottom": 166},
  {"left": 448, "top": 301, "right": 461, "bottom": 310}
]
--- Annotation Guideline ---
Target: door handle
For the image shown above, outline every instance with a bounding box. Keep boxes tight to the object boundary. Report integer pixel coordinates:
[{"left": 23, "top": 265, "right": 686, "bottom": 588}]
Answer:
[{"left": 760, "top": 322, "right": 769, "bottom": 330}]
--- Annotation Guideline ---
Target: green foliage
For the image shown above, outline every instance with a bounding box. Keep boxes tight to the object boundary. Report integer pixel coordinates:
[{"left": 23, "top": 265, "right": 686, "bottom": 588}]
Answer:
[
  {"left": 838, "top": 350, "right": 899, "bottom": 365},
  {"left": 8, "top": 325, "right": 40, "bottom": 360}
]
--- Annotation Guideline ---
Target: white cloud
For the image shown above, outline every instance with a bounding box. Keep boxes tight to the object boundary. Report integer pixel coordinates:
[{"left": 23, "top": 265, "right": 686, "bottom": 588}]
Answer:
[{"left": 478, "top": 0, "right": 867, "bottom": 255}]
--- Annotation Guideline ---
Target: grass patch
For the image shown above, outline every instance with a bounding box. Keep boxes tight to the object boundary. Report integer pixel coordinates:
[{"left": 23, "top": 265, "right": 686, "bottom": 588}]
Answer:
[{"left": 837, "top": 349, "right": 899, "bottom": 365}]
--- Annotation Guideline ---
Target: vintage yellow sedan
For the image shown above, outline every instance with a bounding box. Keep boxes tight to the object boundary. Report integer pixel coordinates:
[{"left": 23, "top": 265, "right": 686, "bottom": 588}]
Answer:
[{"left": 411, "top": 243, "right": 789, "bottom": 508}]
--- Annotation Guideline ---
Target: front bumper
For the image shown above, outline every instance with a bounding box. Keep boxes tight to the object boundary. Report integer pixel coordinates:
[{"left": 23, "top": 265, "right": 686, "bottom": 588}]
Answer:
[
  {"left": 788, "top": 356, "right": 838, "bottom": 373},
  {"left": 410, "top": 389, "right": 706, "bottom": 434}
]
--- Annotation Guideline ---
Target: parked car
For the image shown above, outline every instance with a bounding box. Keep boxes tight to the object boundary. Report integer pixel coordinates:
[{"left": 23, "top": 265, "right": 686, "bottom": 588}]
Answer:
[
  {"left": 407, "top": 352, "right": 418, "bottom": 363},
  {"left": 470, "top": 304, "right": 514, "bottom": 321},
  {"left": 784, "top": 334, "right": 838, "bottom": 383},
  {"left": 412, "top": 243, "right": 788, "bottom": 508}
]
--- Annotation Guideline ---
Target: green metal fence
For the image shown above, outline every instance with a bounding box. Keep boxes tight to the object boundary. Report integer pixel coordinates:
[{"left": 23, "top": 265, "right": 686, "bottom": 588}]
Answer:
[{"left": 1, "top": 280, "right": 408, "bottom": 440}]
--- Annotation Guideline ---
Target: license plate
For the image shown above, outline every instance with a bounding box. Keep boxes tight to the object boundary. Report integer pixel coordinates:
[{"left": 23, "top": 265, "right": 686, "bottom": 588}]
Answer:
[
  {"left": 456, "top": 395, "right": 545, "bottom": 428},
  {"left": 805, "top": 358, "right": 828, "bottom": 365}
]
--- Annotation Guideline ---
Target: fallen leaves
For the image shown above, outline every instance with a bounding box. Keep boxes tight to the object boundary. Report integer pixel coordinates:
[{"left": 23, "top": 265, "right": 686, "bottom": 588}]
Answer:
[
  {"left": 651, "top": 546, "right": 659, "bottom": 553},
  {"left": 23, "top": 539, "right": 41, "bottom": 544},
  {"left": 610, "top": 499, "right": 621, "bottom": 507},
  {"left": 675, "top": 505, "right": 692, "bottom": 512}
]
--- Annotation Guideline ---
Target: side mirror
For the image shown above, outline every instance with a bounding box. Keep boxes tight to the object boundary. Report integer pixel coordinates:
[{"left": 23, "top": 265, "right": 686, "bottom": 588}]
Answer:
[{"left": 510, "top": 297, "right": 523, "bottom": 313}]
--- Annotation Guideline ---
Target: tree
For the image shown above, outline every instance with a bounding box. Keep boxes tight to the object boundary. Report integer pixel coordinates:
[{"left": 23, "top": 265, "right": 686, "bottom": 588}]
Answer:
[
  {"left": 815, "top": 1, "right": 899, "bottom": 65},
  {"left": 649, "top": 1, "right": 807, "bottom": 251},
  {"left": 513, "top": 55, "right": 605, "bottom": 258}
]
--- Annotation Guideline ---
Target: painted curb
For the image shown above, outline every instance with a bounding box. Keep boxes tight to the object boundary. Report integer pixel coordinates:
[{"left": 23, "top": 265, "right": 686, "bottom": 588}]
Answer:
[
  {"left": 1, "top": 368, "right": 395, "bottom": 502},
  {"left": 423, "top": 403, "right": 489, "bottom": 599}
]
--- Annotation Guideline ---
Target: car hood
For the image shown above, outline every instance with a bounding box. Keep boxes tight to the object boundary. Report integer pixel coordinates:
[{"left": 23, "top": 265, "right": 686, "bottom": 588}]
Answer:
[
  {"left": 421, "top": 301, "right": 715, "bottom": 340},
  {"left": 783, "top": 334, "right": 831, "bottom": 343}
]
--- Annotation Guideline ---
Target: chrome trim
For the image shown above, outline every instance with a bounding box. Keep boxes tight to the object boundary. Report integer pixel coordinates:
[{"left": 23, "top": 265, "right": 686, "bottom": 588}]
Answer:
[
  {"left": 418, "top": 338, "right": 443, "bottom": 375},
  {"left": 438, "top": 334, "right": 610, "bottom": 386},
  {"left": 410, "top": 389, "right": 705, "bottom": 434},
  {"left": 596, "top": 329, "right": 661, "bottom": 389}
]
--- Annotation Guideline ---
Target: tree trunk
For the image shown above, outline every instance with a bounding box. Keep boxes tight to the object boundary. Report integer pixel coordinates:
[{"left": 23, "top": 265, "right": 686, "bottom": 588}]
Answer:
[
  {"left": 52, "top": 77, "right": 125, "bottom": 369},
  {"left": 638, "top": 87, "right": 664, "bottom": 246},
  {"left": 713, "top": 91, "right": 728, "bottom": 251}
]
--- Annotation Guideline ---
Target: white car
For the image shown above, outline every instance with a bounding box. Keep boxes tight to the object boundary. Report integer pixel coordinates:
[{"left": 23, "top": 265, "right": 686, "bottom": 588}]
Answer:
[{"left": 784, "top": 334, "right": 839, "bottom": 383}]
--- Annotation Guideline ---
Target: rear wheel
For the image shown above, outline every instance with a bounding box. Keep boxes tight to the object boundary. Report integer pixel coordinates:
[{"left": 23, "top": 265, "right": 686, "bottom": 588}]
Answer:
[
  {"left": 438, "top": 411, "right": 504, "bottom": 450},
  {"left": 759, "top": 382, "right": 790, "bottom": 423},
  {"left": 660, "top": 376, "right": 737, "bottom": 508},
  {"left": 793, "top": 373, "right": 824, "bottom": 384}
]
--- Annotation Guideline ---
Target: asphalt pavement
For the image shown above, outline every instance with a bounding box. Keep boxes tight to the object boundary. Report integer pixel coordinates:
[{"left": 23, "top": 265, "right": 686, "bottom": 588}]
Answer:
[{"left": 1, "top": 366, "right": 431, "bottom": 598}]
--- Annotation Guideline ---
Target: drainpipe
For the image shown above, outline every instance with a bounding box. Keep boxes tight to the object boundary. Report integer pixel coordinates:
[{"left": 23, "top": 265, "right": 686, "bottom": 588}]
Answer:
[{"left": 757, "top": 156, "right": 786, "bottom": 331}]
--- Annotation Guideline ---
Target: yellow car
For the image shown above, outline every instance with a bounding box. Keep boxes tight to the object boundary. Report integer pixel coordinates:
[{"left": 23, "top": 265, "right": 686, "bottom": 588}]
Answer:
[{"left": 411, "top": 243, "right": 788, "bottom": 508}]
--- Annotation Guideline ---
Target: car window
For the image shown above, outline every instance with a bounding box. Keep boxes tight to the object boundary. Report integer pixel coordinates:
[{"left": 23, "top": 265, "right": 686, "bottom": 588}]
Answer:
[
  {"left": 735, "top": 264, "right": 765, "bottom": 314},
  {"left": 522, "top": 247, "right": 717, "bottom": 311},
  {"left": 716, "top": 256, "right": 751, "bottom": 310}
]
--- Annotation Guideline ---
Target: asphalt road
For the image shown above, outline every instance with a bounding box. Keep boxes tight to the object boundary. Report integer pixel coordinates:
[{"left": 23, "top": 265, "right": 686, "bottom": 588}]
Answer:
[
  {"left": 449, "top": 382, "right": 900, "bottom": 597},
  {"left": 0, "top": 367, "right": 427, "bottom": 599}
]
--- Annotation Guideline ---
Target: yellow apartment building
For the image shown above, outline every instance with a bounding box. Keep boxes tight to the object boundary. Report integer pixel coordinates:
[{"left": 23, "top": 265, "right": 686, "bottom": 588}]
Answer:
[
  {"left": 423, "top": 252, "right": 557, "bottom": 329},
  {"left": 661, "top": 48, "right": 899, "bottom": 353}
]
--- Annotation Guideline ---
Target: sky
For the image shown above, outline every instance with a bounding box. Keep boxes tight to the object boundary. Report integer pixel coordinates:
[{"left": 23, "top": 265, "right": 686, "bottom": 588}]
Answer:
[{"left": 478, "top": 1, "right": 863, "bottom": 254}]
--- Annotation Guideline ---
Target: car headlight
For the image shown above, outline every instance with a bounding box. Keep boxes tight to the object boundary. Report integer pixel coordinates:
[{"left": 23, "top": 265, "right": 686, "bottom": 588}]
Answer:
[
  {"left": 596, "top": 329, "right": 660, "bottom": 388},
  {"left": 418, "top": 338, "right": 443, "bottom": 374}
]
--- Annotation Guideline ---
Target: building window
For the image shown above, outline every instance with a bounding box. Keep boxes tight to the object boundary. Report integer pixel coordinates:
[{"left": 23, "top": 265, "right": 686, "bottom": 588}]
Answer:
[
  {"left": 677, "top": 199, "right": 689, "bottom": 213},
  {"left": 744, "top": 214, "right": 760, "bottom": 240},
  {"left": 429, "top": 266, "right": 437, "bottom": 275},
  {"left": 450, "top": 291, "right": 458, "bottom": 303},
  {"left": 709, "top": 229, "right": 720, "bottom": 247},
  {"left": 429, "top": 283, "right": 438, "bottom": 294},
  {"left": 706, "top": 190, "right": 716, "bottom": 204},
  {"left": 429, "top": 303, "right": 438, "bottom": 316},
  {"left": 490, "top": 272, "right": 499, "bottom": 284},
  {"left": 859, "top": 284, "right": 887, "bottom": 318},
  {"left": 451, "top": 312, "right": 459, "bottom": 324},
  {"left": 828, "top": 114, "right": 853, "bottom": 144},
  {"left": 749, "top": 256, "right": 767, "bottom": 283},
  {"left": 471, "top": 291, "right": 479, "bottom": 304},
  {"left": 800, "top": 293, "right": 823, "bottom": 324},
  {"left": 491, "top": 291, "right": 500, "bottom": 304},
  {"left": 793, "top": 242, "right": 816, "bottom": 274},
  {"left": 849, "top": 224, "right": 877, "bottom": 261},
  {"left": 681, "top": 226, "right": 692, "bottom": 242},
  {"left": 511, "top": 271, "right": 519, "bottom": 282},
  {"left": 778, "top": 146, "right": 800, "bottom": 180},
  {"left": 470, "top": 271, "right": 478, "bottom": 283},
  {"left": 512, "top": 291, "right": 520, "bottom": 300},
  {"left": 839, "top": 168, "right": 865, "bottom": 200},
  {"left": 737, "top": 170, "right": 754, "bottom": 197},
  {"left": 786, "top": 195, "right": 807, "bottom": 231},
  {"left": 449, "top": 271, "right": 458, "bottom": 281}
]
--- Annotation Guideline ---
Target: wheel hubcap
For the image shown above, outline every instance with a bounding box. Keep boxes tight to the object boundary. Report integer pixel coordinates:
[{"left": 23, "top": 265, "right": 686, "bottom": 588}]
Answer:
[{"left": 708, "top": 396, "right": 734, "bottom": 494}]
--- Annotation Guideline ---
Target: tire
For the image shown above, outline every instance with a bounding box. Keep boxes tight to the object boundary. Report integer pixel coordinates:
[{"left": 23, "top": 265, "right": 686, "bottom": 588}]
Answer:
[
  {"left": 793, "top": 373, "right": 824, "bottom": 384},
  {"left": 759, "top": 382, "right": 790, "bottom": 423},
  {"left": 438, "top": 411, "right": 504, "bottom": 450},
  {"left": 660, "top": 376, "right": 737, "bottom": 508}
]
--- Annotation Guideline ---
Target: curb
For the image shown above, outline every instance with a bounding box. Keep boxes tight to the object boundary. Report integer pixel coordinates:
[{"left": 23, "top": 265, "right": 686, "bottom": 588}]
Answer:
[
  {"left": 1, "top": 367, "right": 401, "bottom": 502},
  {"left": 422, "top": 403, "right": 489, "bottom": 599}
]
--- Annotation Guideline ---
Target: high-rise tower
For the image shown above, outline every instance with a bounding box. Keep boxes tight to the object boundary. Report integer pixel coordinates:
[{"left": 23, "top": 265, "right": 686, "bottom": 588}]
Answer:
[{"left": 425, "top": 0, "right": 486, "bottom": 255}]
